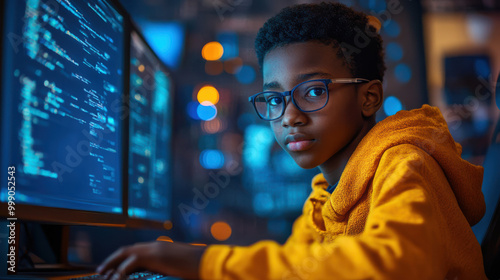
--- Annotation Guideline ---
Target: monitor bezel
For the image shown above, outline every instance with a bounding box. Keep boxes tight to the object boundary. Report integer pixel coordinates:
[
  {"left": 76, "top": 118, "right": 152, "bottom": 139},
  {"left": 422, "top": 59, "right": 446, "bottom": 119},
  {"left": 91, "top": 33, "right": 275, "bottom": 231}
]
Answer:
[
  {"left": 0, "top": 0, "right": 132, "bottom": 227},
  {"left": 125, "top": 21, "right": 176, "bottom": 230}
]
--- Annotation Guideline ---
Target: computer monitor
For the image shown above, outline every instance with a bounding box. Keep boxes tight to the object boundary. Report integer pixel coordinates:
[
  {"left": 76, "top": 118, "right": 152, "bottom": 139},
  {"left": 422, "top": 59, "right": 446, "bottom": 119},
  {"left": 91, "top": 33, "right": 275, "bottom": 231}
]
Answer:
[
  {"left": 443, "top": 54, "right": 493, "bottom": 159},
  {"left": 0, "top": 0, "right": 128, "bottom": 226},
  {"left": 127, "top": 27, "right": 174, "bottom": 227}
]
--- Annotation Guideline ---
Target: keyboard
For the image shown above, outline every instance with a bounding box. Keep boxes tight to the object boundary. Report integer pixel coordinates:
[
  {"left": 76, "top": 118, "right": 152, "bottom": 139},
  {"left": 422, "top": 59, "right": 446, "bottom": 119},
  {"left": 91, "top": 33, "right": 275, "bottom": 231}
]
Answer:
[{"left": 69, "top": 271, "right": 182, "bottom": 280}]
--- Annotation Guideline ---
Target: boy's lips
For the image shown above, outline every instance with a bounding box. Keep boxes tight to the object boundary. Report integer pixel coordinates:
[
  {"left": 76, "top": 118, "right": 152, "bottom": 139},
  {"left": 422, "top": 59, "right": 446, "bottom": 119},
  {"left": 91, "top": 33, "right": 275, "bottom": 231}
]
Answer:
[{"left": 285, "top": 133, "right": 315, "bottom": 152}]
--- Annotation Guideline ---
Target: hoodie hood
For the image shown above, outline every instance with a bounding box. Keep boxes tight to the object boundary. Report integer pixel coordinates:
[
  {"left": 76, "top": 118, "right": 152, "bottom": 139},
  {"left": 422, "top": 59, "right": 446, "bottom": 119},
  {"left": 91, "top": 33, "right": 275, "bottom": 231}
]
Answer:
[{"left": 320, "top": 105, "right": 485, "bottom": 226}]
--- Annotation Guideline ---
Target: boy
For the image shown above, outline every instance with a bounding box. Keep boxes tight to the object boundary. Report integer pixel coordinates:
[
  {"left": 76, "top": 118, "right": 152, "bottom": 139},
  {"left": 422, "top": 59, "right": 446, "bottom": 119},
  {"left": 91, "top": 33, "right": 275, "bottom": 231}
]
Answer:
[{"left": 97, "top": 3, "right": 487, "bottom": 279}]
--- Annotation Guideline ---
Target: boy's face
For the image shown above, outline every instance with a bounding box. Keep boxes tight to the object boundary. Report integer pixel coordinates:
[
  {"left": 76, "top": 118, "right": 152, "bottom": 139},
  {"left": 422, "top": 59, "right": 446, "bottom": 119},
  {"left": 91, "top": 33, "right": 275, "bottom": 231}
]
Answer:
[{"left": 262, "top": 42, "right": 365, "bottom": 169}]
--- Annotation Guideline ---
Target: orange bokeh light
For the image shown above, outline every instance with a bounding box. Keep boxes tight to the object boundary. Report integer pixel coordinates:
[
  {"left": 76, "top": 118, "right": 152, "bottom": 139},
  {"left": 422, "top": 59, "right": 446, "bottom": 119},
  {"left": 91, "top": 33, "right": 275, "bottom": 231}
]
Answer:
[
  {"left": 202, "top": 41, "right": 224, "bottom": 61},
  {"left": 202, "top": 118, "right": 222, "bottom": 134},
  {"left": 163, "top": 220, "right": 173, "bottom": 230},
  {"left": 197, "top": 85, "right": 219, "bottom": 105},
  {"left": 210, "top": 221, "right": 232, "bottom": 241}
]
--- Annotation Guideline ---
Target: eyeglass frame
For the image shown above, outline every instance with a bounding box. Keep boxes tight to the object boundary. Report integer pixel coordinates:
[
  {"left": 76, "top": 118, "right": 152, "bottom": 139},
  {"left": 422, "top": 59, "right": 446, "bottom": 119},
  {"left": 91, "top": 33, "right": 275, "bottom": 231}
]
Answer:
[{"left": 248, "top": 78, "right": 371, "bottom": 121}]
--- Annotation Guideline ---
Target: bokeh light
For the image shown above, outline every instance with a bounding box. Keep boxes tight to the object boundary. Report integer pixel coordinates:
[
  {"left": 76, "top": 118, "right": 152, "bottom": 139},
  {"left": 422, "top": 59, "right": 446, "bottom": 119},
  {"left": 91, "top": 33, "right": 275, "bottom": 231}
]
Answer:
[
  {"left": 197, "top": 103, "right": 217, "bottom": 121},
  {"left": 383, "top": 20, "right": 401, "bottom": 37},
  {"left": 235, "top": 65, "right": 256, "bottom": 84},
  {"left": 163, "top": 220, "right": 173, "bottom": 230},
  {"left": 383, "top": 96, "right": 403, "bottom": 116},
  {"left": 217, "top": 32, "right": 239, "bottom": 60},
  {"left": 466, "top": 14, "right": 493, "bottom": 44},
  {"left": 197, "top": 85, "right": 220, "bottom": 105},
  {"left": 272, "top": 151, "right": 303, "bottom": 175},
  {"left": 202, "top": 41, "right": 224, "bottom": 61},
  {"left": 187, "top": 101, "right": 200, "bottom": 120},
  {"left": 472, "top": 106, "right": 489, "bottom": 134},
  {"left": 386, "top": 42, "right": 403, "bottom": 61},
  {"left": 243, "top": 125, "right": 274, "bottom": 169},
  {"left": 200, "top": 149, "right": 225, "bottom": 169},
  {"left": 253, "top": 192, "right": 274, "bottom": 216},
  {"left": 395, "top": 63, "right": 412, "bottom": 83},
  {"left": 202, "top": 118, "right": 223, "bottom": 134},
  {"left": 211, "top": 221, "right": 232, "bottom": 241}
]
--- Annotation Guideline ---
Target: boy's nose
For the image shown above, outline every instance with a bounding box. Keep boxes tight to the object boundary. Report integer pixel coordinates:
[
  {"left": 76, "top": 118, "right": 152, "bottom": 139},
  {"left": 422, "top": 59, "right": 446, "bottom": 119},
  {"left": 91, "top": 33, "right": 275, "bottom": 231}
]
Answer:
[{"left": 281, "top": 98, "right": 307, "bottom": 127}]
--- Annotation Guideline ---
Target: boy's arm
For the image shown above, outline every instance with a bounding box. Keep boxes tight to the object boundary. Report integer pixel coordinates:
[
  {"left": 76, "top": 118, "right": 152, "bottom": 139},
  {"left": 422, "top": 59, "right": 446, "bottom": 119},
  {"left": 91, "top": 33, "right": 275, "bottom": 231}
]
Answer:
[{"left": 199, "top": 145, "right": 473, "bottom": 280}]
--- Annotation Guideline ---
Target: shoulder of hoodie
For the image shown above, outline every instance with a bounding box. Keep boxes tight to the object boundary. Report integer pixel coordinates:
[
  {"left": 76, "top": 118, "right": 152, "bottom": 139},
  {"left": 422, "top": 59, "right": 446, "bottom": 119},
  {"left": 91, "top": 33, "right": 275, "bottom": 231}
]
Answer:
[
  {"left": 374, "top": 143, "right": 444, "bottom": 189},
  {"left": 309, "top": 144, "right": 444, "bottom": 192}
]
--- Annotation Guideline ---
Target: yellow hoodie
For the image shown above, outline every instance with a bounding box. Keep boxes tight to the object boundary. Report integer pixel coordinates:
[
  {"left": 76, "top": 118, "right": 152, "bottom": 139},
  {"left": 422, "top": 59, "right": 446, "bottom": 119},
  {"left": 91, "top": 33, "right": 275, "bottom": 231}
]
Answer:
[{"left": 200, "top": 105, "right": 487, "bottom": 279}]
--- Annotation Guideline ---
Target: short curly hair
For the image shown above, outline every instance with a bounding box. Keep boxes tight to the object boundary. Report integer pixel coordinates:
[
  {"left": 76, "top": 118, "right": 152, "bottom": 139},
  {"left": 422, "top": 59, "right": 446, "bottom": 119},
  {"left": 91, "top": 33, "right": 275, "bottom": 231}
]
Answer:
[{"left": 255, "top": 2, "right": 386, "bottom": 82}]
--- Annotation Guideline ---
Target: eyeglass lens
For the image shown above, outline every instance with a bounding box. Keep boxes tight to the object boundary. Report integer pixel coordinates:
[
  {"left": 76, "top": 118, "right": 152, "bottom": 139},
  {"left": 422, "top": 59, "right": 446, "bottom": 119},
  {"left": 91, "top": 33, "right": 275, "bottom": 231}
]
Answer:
[{"left": 254, "top": 80, "right": 328, "bottom": 120}]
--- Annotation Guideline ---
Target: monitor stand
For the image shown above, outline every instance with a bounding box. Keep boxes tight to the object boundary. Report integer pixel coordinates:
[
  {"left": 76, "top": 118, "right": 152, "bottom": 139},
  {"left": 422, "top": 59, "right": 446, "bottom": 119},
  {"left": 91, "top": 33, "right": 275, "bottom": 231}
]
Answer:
[{"left": 16, "top": 222, "right": 95, "bottom": 276}]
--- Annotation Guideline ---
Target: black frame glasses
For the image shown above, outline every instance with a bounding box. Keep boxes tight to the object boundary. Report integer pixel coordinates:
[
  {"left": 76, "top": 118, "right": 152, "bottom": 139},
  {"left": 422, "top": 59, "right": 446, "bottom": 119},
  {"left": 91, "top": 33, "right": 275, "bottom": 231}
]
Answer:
[{"left": 248, "top": 78, "right": 370, "bottom": 121}]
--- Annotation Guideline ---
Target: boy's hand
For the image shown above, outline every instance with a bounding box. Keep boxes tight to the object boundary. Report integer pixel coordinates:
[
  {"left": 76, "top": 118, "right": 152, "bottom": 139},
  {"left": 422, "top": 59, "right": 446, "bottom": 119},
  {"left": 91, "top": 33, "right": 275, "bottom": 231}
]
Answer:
[{"left": 96, "top": 241, "right": 206, "bottom": 280}]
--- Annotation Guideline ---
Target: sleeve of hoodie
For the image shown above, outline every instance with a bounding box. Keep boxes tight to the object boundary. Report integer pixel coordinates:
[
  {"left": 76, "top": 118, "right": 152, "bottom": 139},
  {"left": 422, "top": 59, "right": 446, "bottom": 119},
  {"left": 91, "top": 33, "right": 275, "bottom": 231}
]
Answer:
[{"left": 199, "top": 145, "right": 449, "bottom": 280}]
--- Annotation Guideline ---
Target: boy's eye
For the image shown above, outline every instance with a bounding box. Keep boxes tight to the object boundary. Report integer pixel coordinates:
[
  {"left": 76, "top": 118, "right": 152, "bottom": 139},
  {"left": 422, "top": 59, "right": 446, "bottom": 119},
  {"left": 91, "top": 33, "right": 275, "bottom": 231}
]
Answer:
[
  {"left": 305, "top": 87, "right": 326, "bottom": 98},
  {"left": 267, "top": 96, "right": 282, "bottom": 106}
]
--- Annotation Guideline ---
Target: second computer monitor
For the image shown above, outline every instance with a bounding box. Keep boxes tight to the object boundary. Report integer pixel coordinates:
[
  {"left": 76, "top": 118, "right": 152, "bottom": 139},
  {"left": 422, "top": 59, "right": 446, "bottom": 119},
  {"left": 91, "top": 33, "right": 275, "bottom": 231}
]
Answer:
[{"left": 128, "top": 30, "right": 173, "bottom": 223}]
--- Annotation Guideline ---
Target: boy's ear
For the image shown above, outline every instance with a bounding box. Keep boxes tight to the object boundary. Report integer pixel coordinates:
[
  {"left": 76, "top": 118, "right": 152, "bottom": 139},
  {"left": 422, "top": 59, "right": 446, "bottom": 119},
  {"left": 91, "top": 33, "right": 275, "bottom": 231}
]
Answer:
[{"left": 360, "top": 80, "right": 383, "bottom": 118}]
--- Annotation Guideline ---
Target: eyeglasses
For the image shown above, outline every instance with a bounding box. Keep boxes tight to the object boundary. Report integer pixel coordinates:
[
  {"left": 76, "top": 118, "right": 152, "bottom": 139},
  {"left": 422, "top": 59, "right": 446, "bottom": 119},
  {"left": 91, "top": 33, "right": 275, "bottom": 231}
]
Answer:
[{"left": 248, "top": 78, "right": 370, "bottom": 121}]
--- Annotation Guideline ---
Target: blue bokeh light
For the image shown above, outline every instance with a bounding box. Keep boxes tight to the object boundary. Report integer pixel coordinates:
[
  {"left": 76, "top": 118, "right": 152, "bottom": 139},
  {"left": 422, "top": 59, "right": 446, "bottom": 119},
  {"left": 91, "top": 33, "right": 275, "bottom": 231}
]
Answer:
[
  {"left": 383, "top": 20, "right": 401, "bottom": 37},
  {"left": 187, "top": 101, "right": 200, "bottom": 120},
  {"left": 235, "top": 65, "right": 256, "bottom": 85},
  {"left": 253, "top": 192, "right": 274, "bottom": 216},
  {"left": 243, "top": 125, "right": 274, "bottom": 170},
  {"left": 386, "top": 42, "right": 403, "bottom": 61},
  {"left": 197, "top": 103, "right": 217, "bottom": 121},
  {"left": 217, "top": 32, "right": 239, "bottom": 60},
  {"left": 272, "top": 151, "right": 303, "bottom": 175},
  {"left": 395, "top": 63, "right": 412, "bottom": 83},
  {"left": 199, "top": 149, "right": 225, "bottom": 169},
  {"left": 383, "top": 96, "right": 403, "bottom": 116}
]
